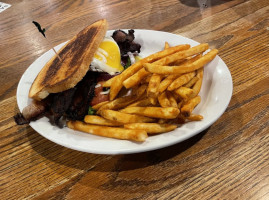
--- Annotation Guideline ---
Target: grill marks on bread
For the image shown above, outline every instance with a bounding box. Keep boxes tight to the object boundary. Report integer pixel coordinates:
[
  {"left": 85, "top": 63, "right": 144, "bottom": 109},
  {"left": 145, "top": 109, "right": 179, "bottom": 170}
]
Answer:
[{"left": 42, "top": 27, "right": 98, "bottom": 86}]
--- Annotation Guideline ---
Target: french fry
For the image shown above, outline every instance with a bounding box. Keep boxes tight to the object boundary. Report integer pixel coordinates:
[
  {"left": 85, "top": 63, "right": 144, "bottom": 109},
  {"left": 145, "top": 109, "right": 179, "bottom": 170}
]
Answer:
[
  {"left": 92, "top": 101, "right": 109, "bottom": 110},
  {"left": 172, "top": 58, "right": 187, "bottom": 65},
  {"left": 168, "top": 71, "right": 196, "bottom": 91},
  {"left": 98, "top": 95, "right": 137, "bottom": 112},
  {"left": 127, "top": 98, "right": 152, "bottom": 107},
  {"left": 109, "top": 76, "right": 124, "bottom": 100},
  {"left": 109, "top": 44, "right": 191, "bottom": 100},
  {"left": 166, "top": 91, "right": 178, "bottom": 108},
  {"left": 123, "top": 68, "right": 150, "bottom": 89},
  {"left": 174, "top": 87, "right": 194, "bottom": 101},
  {"left": 171, "top": 56, "right": 196, "bottom": 67},
  {"left": 133, "top": 84, "right": 148, "bottom": 97},
  {"left": 158, "top": 92, "right": 171, "bottom": 108},
  {"left": 177, "top": 101, "right": 183, "bottom": 109},
  {"left": 102, "top": 76, "right": 117, "bottom": 87},
  {"left": 164, "top": 42, "right": 170, "bottom": 49},
  {"left": 196, "top": 67, "right": 204, "bottom": 79},
  {"left": 144, "top": 49, "right": 218, "bottom": 74},
  {"left": 184, "top": 76, "right": 199, "bottom": 88},
  {"left": 67, "top": 121, "right": 148, "bottom": 142},
  {"left": 84, "top": 115, "right": 122, "bottom": 126},
  {"left": 190, "top": 68, "right": 204, "bottom": 98},
  {"left": 100, "top": 110, "right": 155, "bottom": 123},
  {"left": 152, "top": 43, "right": 209, "bottom": 66},
  {"left": 159, "top": 74, "right": 180, "bottom": 93},
  {"left": 143, "top": 74, "right": 152, "bottom": 83},
  {"left": 149, "top": 97, "right": 158, "bottom": 105},
  {"left": 158, "top": 54, "right": 201, "bottom": 92},
  {"left": 124, "top": 123, "right": 177, "bottom": 134},
  {"left": 158, "top": 118, "right": 170, "bottom": 124},
  {"left": 186, "top": 114, "right": 203, "bottom": 121},
  {"left": 147, "top": 73, "right": 162, "bottom": 98},
  {"left": 120, "top": 107, "right": 180, "bottom": 119},
  {"left": 181, "top": 96, "right": 201, "bottom": 117}
]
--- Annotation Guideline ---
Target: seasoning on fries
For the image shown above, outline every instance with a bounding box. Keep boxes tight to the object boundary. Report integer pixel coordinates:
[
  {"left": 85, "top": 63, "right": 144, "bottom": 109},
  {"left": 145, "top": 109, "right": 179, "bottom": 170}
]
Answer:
[
  {"left": 124, "top": 123, "right": 177, "bottom": 134},
  {"left": 67, "top": 42, "right": 219, "bottom": 142},
  {"left": 67, "top": 121, "right": 147, "bottom": 142}
]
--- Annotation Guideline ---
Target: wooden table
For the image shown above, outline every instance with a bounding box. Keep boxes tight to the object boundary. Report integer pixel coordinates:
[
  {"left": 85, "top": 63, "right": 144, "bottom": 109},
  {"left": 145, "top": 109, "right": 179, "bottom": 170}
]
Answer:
[{"left": 1, "top": 0, "right": 268, "bottom": 199}]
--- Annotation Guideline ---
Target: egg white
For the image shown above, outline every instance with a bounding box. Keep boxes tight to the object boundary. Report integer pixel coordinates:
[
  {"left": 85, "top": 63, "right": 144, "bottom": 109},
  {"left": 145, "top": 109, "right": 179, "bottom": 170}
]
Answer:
[{"left": 90, "top": 37, "right": 123, "bottom": 75}]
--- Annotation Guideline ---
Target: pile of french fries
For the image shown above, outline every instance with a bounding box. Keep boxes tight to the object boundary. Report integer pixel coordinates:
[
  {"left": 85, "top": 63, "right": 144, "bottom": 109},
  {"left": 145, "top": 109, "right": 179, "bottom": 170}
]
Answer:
[{"left": 67, "top": 42, "right": 218, "bottom": 142}]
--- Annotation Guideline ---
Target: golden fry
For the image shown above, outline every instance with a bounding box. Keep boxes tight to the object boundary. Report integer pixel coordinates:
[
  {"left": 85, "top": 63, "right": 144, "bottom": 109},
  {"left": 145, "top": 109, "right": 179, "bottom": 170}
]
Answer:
[
  {"left": 184, "top": 76, "right": 199, "bottom": 88},
  {"left": 181, "top": 96, "right": 201, "bottom": 117},
  {"left": 164, "top": 42, "right": 170, "bottom": 49},
  {"left": 92, "top": 101, "right": 109, "bottom": 110},
  {"left": 152, "top": 43, "right": 209, "bottom": 66},
  {"left": 158, "top": 92, "right": 171, "bottom": 108},
  {"left": 100, "top": 110, "right": 155, "bottom": 123},
  {"left": 98, "top": 95, "right": 137, "bottom": 112},
  {"left": 133, "top": 84, "right": 148, "bottom": 97},
  {"left": 177, "top": 101, "right": 183, "bottom": 109},
  {"left": 102, "top": 76, "right": 116, "bottom": 87},
  {"left": 144, "top": 49, "right": 218, "bottom": 74},
  {"left": 84, "top": 115, "right": 122, "bottom": 126},
  {"left": 186, "top": 114, "right": 203, "bottom": 121},
  {"left": 166, "top": 91, "right": 178, "bottom": 108},
  {"left": 174, "top": 87, "right": 194, "bottom": 101},
  {"left": 190, "top": 68, "right": 204, "bottom": 98},
  {"left": 158, "top": 118, "right": 170, "bottom": 124},
  {"left": 149, "top": 97, "right": 158, "bottom": 105},
  {"left": 123, "top": 68, "right": 150, "bottom": 89},
  {"left": 143, "top": 74, "right": 152, "bottom": 83},
  {"left": 196, "top": 67, "right": 204, "bottom": 79},
  {"left": 172, "top": 59, "right": 187, "bottom": 65},
  {"left": 120, "top": 107, "right": 180, "bottom": 119},
  {"left": 127, "top": 98, "right": 152, "bottom": 107},
  {"left": 147, "top": 74, "right": 162, "bottom": 98},
  {"left": 159, "top": 74, "right": 180, "bottom": 93},
  {"left": 109, "top": 75, "right": 124, "bottom": 100},
  {"left": 171, "top": 53, "right": 200, "bottom": 67},
  {"left": 157, "top": 54, "right": 202, "bottom": 92},
  {"left": 67, "top": 121, "right": 147, "bottom": 142},
  {"left": 124, "top": 123, "right": 177, "bottom": 134},
  {"left": 168, "top": 71, "right": 196, "bottom": 91}
]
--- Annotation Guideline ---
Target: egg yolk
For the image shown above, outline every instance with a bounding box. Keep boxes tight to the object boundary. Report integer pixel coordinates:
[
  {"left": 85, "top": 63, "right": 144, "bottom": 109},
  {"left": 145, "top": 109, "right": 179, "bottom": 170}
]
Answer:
[{"left": 94, "top": 39, "right": 124, "bottom": 72}]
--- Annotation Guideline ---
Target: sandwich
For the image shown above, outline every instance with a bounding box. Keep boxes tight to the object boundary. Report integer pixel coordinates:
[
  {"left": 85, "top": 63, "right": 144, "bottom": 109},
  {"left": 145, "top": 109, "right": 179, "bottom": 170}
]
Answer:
[
  {"left": 14, "top": 19, "right": 141, "bottom": 126},
  {"left": 29, "top": 19, "right": 108, "bottom": 101}
]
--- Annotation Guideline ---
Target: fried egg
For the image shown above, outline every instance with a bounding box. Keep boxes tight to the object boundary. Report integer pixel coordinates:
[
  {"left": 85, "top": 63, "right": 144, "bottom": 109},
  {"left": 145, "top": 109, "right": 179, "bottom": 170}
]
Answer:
[{"left": 91, "top": 37, "right": 124, "bottom": 75}]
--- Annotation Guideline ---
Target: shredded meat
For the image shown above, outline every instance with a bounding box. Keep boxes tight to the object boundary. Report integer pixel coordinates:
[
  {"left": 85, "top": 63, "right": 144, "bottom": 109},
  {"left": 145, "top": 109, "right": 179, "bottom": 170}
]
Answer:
[
  {"left": 49, "top": 88, "right": 76, "bottom": 125},
  {"left": 65, "top": 71, "right": 97, "bottom": 121}
]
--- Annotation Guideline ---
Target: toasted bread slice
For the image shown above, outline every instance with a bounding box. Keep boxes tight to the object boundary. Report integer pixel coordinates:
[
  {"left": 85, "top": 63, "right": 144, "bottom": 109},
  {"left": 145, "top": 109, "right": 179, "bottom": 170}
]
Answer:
[{"left": 29, "top": 19, "right": 108, "bottom": 100}]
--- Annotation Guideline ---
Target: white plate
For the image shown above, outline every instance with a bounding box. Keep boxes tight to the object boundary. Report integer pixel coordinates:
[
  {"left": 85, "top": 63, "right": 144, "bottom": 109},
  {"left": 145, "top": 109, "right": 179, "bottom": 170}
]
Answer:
[{"left": 17, "top": 30, "right": 233, "bottom": 154}]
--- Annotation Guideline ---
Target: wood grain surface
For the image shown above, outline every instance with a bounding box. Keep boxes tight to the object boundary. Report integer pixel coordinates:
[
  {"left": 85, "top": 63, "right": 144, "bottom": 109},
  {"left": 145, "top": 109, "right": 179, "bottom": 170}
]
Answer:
[{"left": 0, "top": 0, "right": 268, "bottom": 199}]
